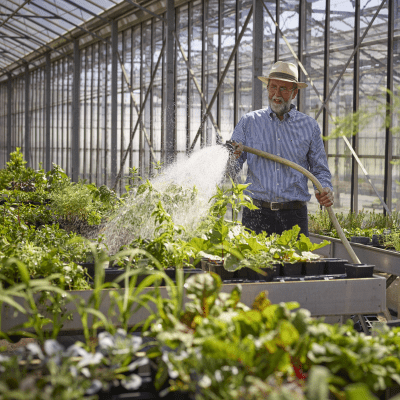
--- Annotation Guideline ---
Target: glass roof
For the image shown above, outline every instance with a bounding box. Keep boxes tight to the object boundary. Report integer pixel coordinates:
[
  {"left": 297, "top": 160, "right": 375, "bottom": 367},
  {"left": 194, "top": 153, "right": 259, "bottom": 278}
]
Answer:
[{"left": 0, "top": 0, "right": 124, "bottom": 72}]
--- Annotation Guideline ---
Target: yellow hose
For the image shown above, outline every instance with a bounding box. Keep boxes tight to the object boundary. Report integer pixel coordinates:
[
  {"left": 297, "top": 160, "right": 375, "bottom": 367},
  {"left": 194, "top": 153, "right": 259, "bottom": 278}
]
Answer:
[{"left": 242, "top": 144, "right": 361, "bottom": 264}]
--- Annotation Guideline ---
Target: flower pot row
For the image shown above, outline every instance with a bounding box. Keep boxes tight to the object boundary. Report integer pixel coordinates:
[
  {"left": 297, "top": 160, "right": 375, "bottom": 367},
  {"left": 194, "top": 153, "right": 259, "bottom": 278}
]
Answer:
[
  {"left": 200, "top": 258, "right": 375, "bottom": 281},
  {"left": 81, "top": 262, "right": 205, "bottom": 287}
]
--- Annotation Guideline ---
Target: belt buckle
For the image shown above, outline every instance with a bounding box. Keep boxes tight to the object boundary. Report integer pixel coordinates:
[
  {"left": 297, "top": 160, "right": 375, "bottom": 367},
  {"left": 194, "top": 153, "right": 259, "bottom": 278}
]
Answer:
[{"left": 270, "top": 202, "right": 280, "bottom": 211}]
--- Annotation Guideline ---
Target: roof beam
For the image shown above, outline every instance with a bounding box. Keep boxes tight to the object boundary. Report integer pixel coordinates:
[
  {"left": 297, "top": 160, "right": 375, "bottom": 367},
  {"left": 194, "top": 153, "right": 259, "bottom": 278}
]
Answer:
[
  {"left": 0, "top": 0, "right": 31, "bottom": 32},
  {"left": 2, "top": 1, "right": 71, "bottom": 43},
  {"left": 0, "top": 14, "right": 62, "bottom": 19},
  {"left": 34, "top": 0, "right": 86, "bottom": 23},
  {"left": 124, "top": 0, "right": 166, "bottom": 22},
  {"left": 1, "top": 25, "right": 73, "bottom": 60},
  {"left": 30, "top": 0, "right": 108, "bottom": 43},
  {"left": 61, "top": 0, "right": 109, "bottom": 23}
]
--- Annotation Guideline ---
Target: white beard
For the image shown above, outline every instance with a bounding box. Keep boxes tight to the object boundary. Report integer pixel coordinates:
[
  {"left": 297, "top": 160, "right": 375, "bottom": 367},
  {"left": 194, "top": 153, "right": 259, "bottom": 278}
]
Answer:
[{"left": 269, "top": 93, "right": 293, "bottom": 116}]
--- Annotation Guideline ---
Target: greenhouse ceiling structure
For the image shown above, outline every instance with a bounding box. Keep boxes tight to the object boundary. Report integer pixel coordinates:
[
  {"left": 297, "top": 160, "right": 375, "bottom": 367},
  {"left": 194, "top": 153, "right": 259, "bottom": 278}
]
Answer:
[{"left": 0, "top": 0, "right": 399, "bottom": 214}]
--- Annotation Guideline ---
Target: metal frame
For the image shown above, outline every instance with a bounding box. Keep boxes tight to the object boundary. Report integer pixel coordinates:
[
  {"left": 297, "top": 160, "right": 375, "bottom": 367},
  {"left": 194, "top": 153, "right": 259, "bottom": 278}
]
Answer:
[
  {"left": 0, "top": 0, "right": 398, "bottom": 213},
  {"left": 24, "top": 64, "right": 30, "bottom": 166},
  {"left": 71, "top": 40, "right": 80, "bottom": 182},
  {"left": 351, "top": 0, "right": 360, "bottom": 215},
  {"left": 165, "top": 0, "right": 175, "bottom": 164}
]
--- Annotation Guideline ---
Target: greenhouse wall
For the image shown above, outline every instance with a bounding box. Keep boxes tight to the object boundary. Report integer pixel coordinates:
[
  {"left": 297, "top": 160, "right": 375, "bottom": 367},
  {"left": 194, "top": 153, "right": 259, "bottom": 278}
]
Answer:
[{"left": 0, "top": 0, "right": 399, "bottom": 213}]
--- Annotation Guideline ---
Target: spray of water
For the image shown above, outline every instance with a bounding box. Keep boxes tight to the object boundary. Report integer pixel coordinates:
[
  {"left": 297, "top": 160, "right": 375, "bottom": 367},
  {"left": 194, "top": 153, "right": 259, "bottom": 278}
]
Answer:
[{"left": 101, "top": 145, "right": 231, "bottom": 254}]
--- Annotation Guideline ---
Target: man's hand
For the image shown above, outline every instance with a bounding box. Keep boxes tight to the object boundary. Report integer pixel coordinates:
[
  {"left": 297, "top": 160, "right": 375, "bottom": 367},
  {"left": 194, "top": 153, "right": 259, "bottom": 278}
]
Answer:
[
  {"left": 231, "top": 141, "right": 244, "bottom": 159},
  {"left": 315, "top": 187, "right": 334, "bottom": 207}
]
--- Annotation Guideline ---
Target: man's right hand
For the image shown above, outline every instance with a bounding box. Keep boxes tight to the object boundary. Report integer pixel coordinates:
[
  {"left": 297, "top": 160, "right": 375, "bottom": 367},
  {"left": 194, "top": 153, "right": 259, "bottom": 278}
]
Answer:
[{"left": 232, "top": 141, "right": 244, "bottom": 159}]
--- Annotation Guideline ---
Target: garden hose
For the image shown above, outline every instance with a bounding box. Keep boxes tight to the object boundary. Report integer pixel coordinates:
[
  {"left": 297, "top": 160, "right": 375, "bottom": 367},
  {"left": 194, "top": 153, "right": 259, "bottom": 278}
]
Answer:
[{"left": 228, "top": 142, "right": 361, "bottom": 264}]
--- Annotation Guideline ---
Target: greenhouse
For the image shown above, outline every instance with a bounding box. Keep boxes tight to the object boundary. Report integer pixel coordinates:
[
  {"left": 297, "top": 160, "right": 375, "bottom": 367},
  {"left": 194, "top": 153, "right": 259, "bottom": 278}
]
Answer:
[{"left": 1, "top": 0, "right": 400, "bottom": 399}]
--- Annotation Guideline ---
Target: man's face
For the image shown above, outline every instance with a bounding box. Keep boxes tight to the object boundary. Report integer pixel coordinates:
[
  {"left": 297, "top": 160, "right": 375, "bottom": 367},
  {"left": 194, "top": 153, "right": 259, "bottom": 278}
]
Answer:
[{"left": 268, "top": 79, "right": 298, "bottom": 116}]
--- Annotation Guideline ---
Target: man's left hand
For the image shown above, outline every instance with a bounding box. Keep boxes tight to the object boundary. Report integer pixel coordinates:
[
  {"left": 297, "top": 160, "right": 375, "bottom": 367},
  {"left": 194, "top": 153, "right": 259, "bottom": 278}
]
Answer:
[{"left": 315, "top": 187, "right": 334, "bottom": 207}]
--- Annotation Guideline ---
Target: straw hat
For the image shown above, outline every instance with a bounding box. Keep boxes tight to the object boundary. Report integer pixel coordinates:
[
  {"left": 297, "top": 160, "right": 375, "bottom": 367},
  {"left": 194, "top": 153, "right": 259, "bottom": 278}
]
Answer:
[{"left": 258, "top": 61, "right": 308, "bottom": 88}]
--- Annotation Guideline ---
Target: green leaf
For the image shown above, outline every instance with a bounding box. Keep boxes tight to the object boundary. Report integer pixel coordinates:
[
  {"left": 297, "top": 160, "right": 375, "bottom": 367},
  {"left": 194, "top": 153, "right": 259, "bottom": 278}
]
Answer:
[
  {"left": 344, "top": 383, "right": 378, "bottom": 400},
  {"left": 306, "top": 366, "right": 331, "bottom": 400}
]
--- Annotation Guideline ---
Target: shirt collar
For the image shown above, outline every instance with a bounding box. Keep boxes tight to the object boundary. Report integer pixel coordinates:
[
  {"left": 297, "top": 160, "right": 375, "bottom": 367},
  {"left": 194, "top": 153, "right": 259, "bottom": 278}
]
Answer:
[{"left": 267, "top": 104, "right": 297, "bottom": 123}]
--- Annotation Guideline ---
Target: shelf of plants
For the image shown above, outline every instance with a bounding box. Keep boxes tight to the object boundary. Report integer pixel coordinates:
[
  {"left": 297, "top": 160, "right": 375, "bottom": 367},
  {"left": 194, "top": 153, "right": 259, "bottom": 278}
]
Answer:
[{"left": 2, "top": 149, "right": 400, "bottom": 399}]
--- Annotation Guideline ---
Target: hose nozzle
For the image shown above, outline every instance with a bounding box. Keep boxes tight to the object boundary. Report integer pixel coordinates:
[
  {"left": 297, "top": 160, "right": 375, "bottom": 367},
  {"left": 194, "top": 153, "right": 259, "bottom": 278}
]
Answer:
[{"left": 222, "top": 140, "right": 235, "bottom": 153}]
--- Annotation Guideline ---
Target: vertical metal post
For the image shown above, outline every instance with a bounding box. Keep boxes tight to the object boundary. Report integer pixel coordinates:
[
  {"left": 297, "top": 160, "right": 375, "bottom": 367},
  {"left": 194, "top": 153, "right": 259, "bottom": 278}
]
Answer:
[
  {"left": 252, "top": 0, "right": 263, "bottom": 111},
  {"left": 111, "top": 20, "right": 118, "bottom": 186},
  {"left": 71, "top": 39, "right": 80, "bottom": 182},
  {"left": 150, "top": 20, "right": 154, "bottom": 172},
  {"left": 322, "top": 0, "right": 330, "bottom": 150},
  {"left": 202, "top": 0, "right": 208, "bottom": 145},
  {"left": 298, "top": 0, "right": 306, "bottom": 113},
  {"left": 187, "top": 3, "right": 192, "bottom": 151},
  {"left": 217, "top": 0, "right": 222, "bottom": 134},
  {"left": 25, "top": 64, "right": 30, "bottom": 166},
  {"left": 166, "top": 0, "right": 176, "bottom": 163},
  {"left": 139, "top": 24, "right": 143, "bottom": 172},
  {"left": 161, "top": 17, "right": 165, "bottom": 162},
  {"left": 7, "top": 74, "right": 12, "bottom": 159},
  {"left": 234, "top": 0, "right": 239, "bottom": 126},
  {"left": 351, "top": 0, "right": 360, "bottom": 214},
  {"left": 275, "top": 0, "right": 280, "bottom": 62},
  {"left": 385, "top": 0, "right": 394, "bottom": 214}
]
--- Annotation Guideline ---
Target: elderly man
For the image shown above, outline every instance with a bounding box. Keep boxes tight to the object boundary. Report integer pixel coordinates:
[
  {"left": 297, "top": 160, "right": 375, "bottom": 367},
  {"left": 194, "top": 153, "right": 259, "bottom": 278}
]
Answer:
[{"left": 230, "top": 61, "right": 333, "bottom": 237}]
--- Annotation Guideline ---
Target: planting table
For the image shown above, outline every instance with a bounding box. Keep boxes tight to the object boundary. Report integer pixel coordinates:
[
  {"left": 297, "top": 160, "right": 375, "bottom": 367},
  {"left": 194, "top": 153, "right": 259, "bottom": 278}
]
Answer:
[
  {"left": 1, "top": 275, "right": 386, "bottom": 335},
  {"left": 310, "top": 233, "right": 400, "bottom": 318}
]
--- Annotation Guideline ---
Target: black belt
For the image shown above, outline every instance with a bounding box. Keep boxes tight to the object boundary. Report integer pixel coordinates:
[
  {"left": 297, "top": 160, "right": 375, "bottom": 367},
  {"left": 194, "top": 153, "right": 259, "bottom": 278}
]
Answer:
[{"left": 253, "top": 199, "right": 306, "bottom": 211}]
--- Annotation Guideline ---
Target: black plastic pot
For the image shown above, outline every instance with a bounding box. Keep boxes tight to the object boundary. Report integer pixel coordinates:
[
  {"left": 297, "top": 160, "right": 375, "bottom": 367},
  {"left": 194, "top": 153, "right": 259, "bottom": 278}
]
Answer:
[
  {"left": 350, "top": 236, "right": 371, "bottom": 245},
  {"left": 206, "top": 260, "right": 236, "bottom": 281},
  {"left": 304, "top": 260, "right": 325, "bottom": 276},
  {"left": 345, "top": 263, "right": 375, "bottom": 278},
  {"left": 80, "top": 262, "right": 95, "bottom": 280},
  {"left": 324, "top": 258, "right": 348, "bottom": 275},
  {"left": 281, "top": 262, "right": 303, "bottom": 276},
  {"left": 245, "top": 264, "right": 280, "bottom": 281}
]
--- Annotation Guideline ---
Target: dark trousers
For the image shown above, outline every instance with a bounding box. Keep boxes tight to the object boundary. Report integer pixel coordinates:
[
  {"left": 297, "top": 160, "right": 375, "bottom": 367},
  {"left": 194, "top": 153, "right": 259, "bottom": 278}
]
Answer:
[{"left": 242, "top": 204, "right": 309, "bottom": 237}]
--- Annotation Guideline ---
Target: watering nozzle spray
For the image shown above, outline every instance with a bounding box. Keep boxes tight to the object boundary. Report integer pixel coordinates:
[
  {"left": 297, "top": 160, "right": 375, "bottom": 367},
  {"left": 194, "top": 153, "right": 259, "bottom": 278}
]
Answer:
[{"left": 222, "top": 140, "right": 236, "bottom": 154}]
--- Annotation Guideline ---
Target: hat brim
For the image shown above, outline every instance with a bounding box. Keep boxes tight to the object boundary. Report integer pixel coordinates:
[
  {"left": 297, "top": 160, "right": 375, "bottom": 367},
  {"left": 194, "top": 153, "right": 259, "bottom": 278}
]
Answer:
[{"left": 258, "top": 76, "right": 308, "bottom": 89}]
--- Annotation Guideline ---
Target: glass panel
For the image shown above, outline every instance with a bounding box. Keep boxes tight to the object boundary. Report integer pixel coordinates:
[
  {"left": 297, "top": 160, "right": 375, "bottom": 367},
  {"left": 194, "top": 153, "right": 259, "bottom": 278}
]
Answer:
[
  {"left": 237, "top": 0, "right": 253, "bottom": 119},
  {"left": 204, "top": 0, "right": 219, "bottom": 146},
  {"left": 176, "top": 5, "right": 189, "bottom": 158},
  {"left": 220, "top": 0, "right": 235, "bottom": 140},
  {"left": 262, "top": 0, "right": 276, "bottom": 107},
  {"left": 357, "top": 0, "right": 388, "bottom": 212},
  {"left": 153, "top": 20, "right": 164, "bottom": 165},
  {"left": 0, "top": 83, "right": 7, "bottom": 166},
  {"left": 142, "top": 21, "right": 152, "bottom": 176},
  {"left": 190, "top": 2, "right": 203, "bottom": 150},
  {"left": 131, "top": 25, "right": 141, "bottom": 175},
  {"left": 303, "top": 0, "right": 326, "bottom": 214},
  {"left": 326, "top": 0, "right": 356, "bottom": 212},
  {"left": 392, "top": 0, "right": 400, "bottom": 212},
  {"left": 279, "top": 0, "right": 299, "bottom": 62}
]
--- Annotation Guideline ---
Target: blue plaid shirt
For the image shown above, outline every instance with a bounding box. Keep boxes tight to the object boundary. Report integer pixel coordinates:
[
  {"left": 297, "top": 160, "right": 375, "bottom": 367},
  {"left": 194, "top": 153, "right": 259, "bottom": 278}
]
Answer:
[{"left": 230, "top": 105, "right": 333, "bottom": 202}]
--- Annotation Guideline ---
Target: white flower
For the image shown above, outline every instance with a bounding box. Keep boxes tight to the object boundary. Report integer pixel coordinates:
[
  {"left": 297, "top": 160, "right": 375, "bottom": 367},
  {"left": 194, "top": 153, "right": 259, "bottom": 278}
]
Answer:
[
  {"left": 64, "top": 344, "right": 89, "bottom": 358},
  {"left": 26, "top": 343, "right": 44, "bottom": 360},
  {"left": 44, "top": 340, "right": 64, "bottom": 357},
  {"left": 121, "top": 374, "right": 142, "bottom": 390},
  {"left": 98, "top": 331, "right": 114, "bottom": 350},
  {"left": 269, "top": 247, "right": 279, "bottom": 254},
  {"left": 198, "top": 375, "right": 212, "bottom": 388},
  {"left": 214, "top": 370, "right": 223, "bottom": 382},
  {"left": 127, "top": 357, "right": 149, "bottom": 371},
  {"left": 86, "top": 379, "right": 102, "bottom": 395},
  {"left": 77, "top": 352, "right": 103, "bottom": 368}
]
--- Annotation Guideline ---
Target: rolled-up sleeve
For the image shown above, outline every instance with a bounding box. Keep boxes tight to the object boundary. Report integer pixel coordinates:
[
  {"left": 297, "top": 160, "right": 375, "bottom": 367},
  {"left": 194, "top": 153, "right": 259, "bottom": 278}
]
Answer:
[{"left": 308, "top": 124, "right": 333, "bottom": 191}]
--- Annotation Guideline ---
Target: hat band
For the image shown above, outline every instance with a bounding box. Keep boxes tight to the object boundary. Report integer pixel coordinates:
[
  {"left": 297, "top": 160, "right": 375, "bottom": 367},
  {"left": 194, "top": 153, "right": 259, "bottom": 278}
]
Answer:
[{"left": 269, "top": 72, "right": 297, "bottom": 82}]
